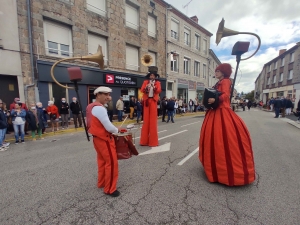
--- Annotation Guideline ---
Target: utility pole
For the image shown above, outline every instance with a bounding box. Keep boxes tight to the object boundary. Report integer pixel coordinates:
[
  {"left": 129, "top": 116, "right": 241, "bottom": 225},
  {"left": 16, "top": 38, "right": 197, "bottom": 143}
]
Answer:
[{"left": 183, "top": 0, "right": 193, "bottom": 15}]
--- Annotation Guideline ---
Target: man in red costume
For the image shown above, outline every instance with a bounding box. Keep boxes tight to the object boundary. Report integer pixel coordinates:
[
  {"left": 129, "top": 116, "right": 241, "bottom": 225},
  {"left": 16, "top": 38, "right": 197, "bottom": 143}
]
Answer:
[
  {"left": 86, "top": 86, "right": 122, "bottom": 197},
  {"left": 140, "top": 66, "right": 161, "bottom": 147}
]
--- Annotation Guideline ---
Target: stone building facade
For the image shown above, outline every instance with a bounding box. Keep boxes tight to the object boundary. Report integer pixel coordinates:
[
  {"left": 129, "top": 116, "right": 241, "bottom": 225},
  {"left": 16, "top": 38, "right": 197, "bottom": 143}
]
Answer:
[
  {"left": 165, "top": 6, "right": 213, "bottom": 103},
  {"left": 16, "top": 0, "right": 167, "bottom": 111},
  {"left": 0, "top": 0, "right": 24, "bottom": 105},
  {"left": 255, "top": 42, "right": 300, "bottom": 105}
]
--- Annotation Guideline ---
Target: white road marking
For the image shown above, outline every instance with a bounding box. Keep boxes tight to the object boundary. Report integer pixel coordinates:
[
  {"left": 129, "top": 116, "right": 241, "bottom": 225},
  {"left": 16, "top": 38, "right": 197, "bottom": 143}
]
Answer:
[
  {"left": 133, "top": 130, "right": 167, "bottom": 140},
  {"left": 139, "top": 142, "right": 171, "bottom": 155},
  {"left": 158, "top": 130, "right": 188, "bottom": 141},
  {"left": 181, "top": 121, "right": 201, "bottom": 127},
  {"left": 177, "top": 147, "right": 199, "bottom": 166}
]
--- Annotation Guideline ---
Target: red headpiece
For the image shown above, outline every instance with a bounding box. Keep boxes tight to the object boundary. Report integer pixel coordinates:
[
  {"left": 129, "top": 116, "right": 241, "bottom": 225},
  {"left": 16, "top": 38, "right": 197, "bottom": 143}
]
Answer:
[{"left": 215, "top": 63, "right": 232, "bottom": 78}]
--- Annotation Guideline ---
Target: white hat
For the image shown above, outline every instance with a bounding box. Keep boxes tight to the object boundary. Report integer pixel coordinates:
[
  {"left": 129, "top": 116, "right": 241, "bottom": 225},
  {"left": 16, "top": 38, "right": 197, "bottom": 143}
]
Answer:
[{"left": 94, "top": 86, "right": 112, "bottom": 95}]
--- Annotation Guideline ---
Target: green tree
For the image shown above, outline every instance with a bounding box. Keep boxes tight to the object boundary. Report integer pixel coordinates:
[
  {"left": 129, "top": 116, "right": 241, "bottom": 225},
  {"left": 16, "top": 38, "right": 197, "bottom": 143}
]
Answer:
[{"left": 245, "top": 90, "right": 255, "bottom": 102}]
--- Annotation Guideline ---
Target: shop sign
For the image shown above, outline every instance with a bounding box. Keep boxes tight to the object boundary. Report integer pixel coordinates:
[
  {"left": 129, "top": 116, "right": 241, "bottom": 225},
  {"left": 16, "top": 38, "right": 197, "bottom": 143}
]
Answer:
[
  {"left": 189, "top": 80, "right": 196, "bottom": 90},
  {"left": 104, "top": 74, "right": 137, "bottom": 86},
  {"left": 197, "top": 82, "right": 205, "bottom": 87},
  {"left": 177, "top": 78, "right": 188, "bottom": 85}
]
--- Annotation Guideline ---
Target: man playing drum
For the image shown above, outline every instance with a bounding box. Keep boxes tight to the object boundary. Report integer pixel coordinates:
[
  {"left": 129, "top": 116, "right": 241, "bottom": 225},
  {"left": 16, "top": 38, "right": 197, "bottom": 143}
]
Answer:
[{"left": 86, "top": 86, "right": 123, "bottom": 197}]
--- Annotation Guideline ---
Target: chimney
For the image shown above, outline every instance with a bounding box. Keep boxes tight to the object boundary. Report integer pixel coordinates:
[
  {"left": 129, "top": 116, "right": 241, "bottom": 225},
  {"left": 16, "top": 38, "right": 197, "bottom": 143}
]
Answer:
[
  {"left": 279, "top": 49, "right": 286, "bottom": 56},
  {"left": 190, "top": 16, "right": 198, "bottom": 24}
]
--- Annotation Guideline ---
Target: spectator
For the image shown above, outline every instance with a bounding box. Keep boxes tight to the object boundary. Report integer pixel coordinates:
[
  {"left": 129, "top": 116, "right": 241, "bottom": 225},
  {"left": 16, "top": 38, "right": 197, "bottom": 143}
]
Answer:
[
  {"left": 106, "top": 97, "right": 114, "bottom": 122},
  {"left": 59, "top": 98, "right": 69, "bottom": 129},
  {"left": 26, "top": 104, "right": 45, "bottom": 141},
  {"left": 11, "top": 103, "right": 26, "bottom": 144},
  {"left": 9, "top": 97, "right": 28, "bottom": 111},
  {"left": 166, "top": 98, "right": 175, "bottom": 123},
  {"left": 247, "top": 100, "right": 252, "bottom": 111},
  {"left": 136, "top": 98, "right": 142, "bottom": 123},
  {"left": 161, "top": 96, "right": 167, "bottom": 122},
  {"left": 285, "top": 97, "right": 293, "bottom": 116},
  {"left": 36, "top": 102, "right": 48, "bottom": 133},
  {"left": 46, "top": 101, "right": 59, "bottom": 132},
  {"left": 0, "top": 99, "right": 9, "bottom": 150},
  {"left": 129, "top": 96, "right": 135, "bottom": 119},
  {"left": 273, "top": 97, "right": 282, "bottom": 118},
  {"left": 70, "top": 97, "right": 82, "bottom": 128},
  {"left": 189, "top": 99, "right": 194, "bottom": 112},
  {"left": 116, "top": 96, "right": 124, "bottom": 122},
  {"left": 194, "top": 98, "right": 199, "bottom": 112}
]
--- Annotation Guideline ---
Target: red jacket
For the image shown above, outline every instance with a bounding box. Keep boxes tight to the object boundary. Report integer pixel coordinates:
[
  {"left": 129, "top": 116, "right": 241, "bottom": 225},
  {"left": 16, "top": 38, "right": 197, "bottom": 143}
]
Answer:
[
  {"left": 86, "top": 102, "right": 102, "bottom": 131},
  {"left": 140, "top": 80, "right": 161, "bottom": 101},
  {"left": 46, "top": 105, "right": 59, "bottom": 118},
  {"left": 10, "top": 102, "right": 28, "bottom": 111}
]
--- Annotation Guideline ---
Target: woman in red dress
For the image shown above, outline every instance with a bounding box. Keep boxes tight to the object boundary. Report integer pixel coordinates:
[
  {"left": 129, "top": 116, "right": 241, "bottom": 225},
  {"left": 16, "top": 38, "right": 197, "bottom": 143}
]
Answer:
[{"left": 199, "top": 63, "right": 255, "bottom": 186}]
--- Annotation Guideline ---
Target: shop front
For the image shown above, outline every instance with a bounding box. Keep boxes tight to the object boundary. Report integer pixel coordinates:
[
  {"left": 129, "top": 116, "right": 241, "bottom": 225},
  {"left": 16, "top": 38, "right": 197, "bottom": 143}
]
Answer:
[
  {"left": 37, "top": 60, "right": 166, "bottom": 114},
  {"left": 188, "top": 80, "right": 196, "bottom": 101},
  {"left": 177, "top": 78, "right": 188, "bottom": 103},
  {"left": 196, "top": 82, "right": 205, "bottom": 104}
]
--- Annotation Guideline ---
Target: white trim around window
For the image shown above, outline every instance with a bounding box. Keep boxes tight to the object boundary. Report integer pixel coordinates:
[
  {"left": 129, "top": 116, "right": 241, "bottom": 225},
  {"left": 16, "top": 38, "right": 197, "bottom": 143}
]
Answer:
[
  {"left": 184, "top": 57, "right": 190, "bottom": 75},
  {"left": 43, "top": 20, "right": 73, "bottom": 58}
]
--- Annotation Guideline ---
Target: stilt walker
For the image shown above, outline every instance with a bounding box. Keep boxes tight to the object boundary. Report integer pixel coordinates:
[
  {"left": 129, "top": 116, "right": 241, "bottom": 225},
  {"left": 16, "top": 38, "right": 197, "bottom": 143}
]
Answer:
[{"left": 140, "top": 66, "right": 161, "bottom": 147}]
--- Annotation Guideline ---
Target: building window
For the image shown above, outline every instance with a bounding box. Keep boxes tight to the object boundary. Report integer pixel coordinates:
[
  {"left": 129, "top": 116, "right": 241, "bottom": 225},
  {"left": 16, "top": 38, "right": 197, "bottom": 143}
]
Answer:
[
  {"left": 171, "top": 18, "right": 179, "bottom": 40},
  {"left": 183, "top": 57, "right": 190, "bottom": 75},
  {"left": 88, "top": 33, "right": 108, "bottom": 65},
  {"left": 184, "top": 27, "right": 190, "bottom": 46},
  {"left": 194, "top": 61, "right": 200, "bottom": 77},
  {"left": 279, "top": 72, "right": 283, "bottom": 82},
  {"left": 170, "top": 55, "right": 178, "bottom": 72},
  {"left": 203, "top": 39, "right": 207, "bottom": 54},
  {"left": 43, "top": 20, "right": 72, "bottom": 57},
  {"left": 290, "top": 52, "right": 294, "bottom": 62},
  {"left": 269, "top": 64, "right": 271, "bottom": 71},
  {"left": 126, "top": 45, "right": 139, "bottom": 70},
  {"left": 288, "top": 70, "right": 293, "bottom": 80},
  {"left": 148, "top": 51, "right": 156, "bottom": 66},
  {"left": 87, "top": 0, "right": 106, "bottom": 17},
  {"left": 274, "top": 61, "right": 277, "bottom": 69},
  {"left": 126, "top": 4, "right": 139, "bottom": 30},
  {"left": 167, "top": 82, "right": 172, "bottom": 91},
  {"left": 148, "top": 15, "right": 156, "bottom": 37},
  {"left": 195, "top": 33, "right": 200, "bottom": 50},
  {"left": 267, "top": 77, "right": 270, "bottom": 85},
  {"left": 203, "top": 64, "right": 206, "bottom": 78},
  {"left": 281, "top": 57, "right": 285, "bottom": 66},
  {"left": 273, "top": 75, "right": 276, "bottom": 84}
]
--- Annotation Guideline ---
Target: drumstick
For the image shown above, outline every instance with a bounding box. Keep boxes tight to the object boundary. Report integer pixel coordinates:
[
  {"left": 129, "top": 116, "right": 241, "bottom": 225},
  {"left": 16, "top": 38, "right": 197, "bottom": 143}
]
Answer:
[{"left": 120, "top": 115, "right": 128, "bottom": 127}]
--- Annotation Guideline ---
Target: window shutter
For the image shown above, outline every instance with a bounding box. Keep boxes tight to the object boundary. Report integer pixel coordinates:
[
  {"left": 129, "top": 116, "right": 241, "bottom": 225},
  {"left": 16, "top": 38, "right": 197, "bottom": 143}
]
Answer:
[
  {"left": 87, "top": 0, "right": 106, "bottom": 16},
  {"left": 126, "top": 4, "right": 138, "bottom": 29},
  {"left": 45, "top": 22, "right": 70, "bottom": 45},
  {"left": 88, "top": 34, "right": 108, "bottom": 64},
  {"left": 126, "top": 45, "right": 139, "bottom": 70},
  {"left": 171, "top": 20, "right": 178, "bottom": 33},
  {"left": 148, "top": 16, "right": 156, "bottom": 37},
  {"left": 148, "top": 51, "right": 156, "bottom": 66}
]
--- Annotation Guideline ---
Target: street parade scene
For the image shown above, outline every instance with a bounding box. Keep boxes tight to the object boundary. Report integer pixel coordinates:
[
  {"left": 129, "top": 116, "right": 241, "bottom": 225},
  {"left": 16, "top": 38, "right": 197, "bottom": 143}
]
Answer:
[{"left": 1, "top": 0, "right": 300, "bottom": 224}]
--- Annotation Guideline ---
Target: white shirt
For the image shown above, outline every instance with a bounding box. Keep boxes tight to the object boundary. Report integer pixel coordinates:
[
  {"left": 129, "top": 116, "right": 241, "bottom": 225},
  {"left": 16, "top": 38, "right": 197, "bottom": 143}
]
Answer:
[{"left": 92, "top": 106, "right": 118, "bottom": 134}]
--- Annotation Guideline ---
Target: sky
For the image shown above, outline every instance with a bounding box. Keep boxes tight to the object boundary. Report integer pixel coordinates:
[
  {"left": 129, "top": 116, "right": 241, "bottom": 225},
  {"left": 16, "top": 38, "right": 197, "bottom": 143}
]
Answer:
[{"left": 165, "top": 0, "right": 300, "bottom": 93}]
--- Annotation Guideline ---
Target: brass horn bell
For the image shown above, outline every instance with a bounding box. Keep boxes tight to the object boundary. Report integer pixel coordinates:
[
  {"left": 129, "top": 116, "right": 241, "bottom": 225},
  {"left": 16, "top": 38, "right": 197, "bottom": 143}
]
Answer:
[
  {"left": 141, "top": 54, "right": 153, "bottom": 66},
  {"left": 216, "top": 18, "right": 239, "bottom": 45},
  {"left": 50, "top": 45, "right": 105, "bottom": 89}
]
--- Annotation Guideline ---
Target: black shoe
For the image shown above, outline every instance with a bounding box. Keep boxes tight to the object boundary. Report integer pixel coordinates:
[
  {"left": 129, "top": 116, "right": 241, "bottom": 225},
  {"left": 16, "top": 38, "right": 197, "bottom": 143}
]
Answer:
[
  {"left": 105, "top": 190, "right": 120, "bottom": 197},
  {"left": 166, "top": 121, "right": 169, "bottom": 123},
  {"left": 162, "top": 120, "right": 166, "bottom": 122},
  {"left": 172, "top": 121, "right": 175, "bottom": 123}
]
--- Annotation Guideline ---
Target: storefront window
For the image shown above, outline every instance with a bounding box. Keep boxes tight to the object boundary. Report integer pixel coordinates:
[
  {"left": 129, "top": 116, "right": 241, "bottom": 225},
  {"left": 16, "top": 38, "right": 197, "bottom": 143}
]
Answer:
[
  {"left": 178, "top": 88, "right": 188, "bottom": 103},
  {"left": 277, "top": 91, "right": 284, "bottom": 97},
  {"left": 197, "top": 90, "right": 204, "bottom": 104}
]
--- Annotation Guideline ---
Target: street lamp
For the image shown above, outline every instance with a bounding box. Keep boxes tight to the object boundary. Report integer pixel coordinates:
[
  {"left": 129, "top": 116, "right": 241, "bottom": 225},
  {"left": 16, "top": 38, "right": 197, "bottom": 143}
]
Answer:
[{"left": 216, "top": 18, "right": 261, "bottom": 100}]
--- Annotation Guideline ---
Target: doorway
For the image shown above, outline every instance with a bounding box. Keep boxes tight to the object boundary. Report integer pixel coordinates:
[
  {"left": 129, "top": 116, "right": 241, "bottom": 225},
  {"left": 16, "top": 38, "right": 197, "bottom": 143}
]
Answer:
[{"left": 0, "top": 75, "right": 19, "bottom": 105}]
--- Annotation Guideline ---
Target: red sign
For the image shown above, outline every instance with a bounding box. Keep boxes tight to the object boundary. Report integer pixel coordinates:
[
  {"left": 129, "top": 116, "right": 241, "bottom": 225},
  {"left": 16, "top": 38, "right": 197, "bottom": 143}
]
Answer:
[{"left": 106, "top": 74, "right": 114, "bottom": 84}]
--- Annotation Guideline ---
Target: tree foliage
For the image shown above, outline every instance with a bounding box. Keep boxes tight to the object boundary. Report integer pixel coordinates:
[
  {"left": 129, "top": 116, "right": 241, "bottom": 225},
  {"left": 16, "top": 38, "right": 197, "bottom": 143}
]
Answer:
[{"left": 245, "top": 90, "right": 255, "bottom": 102}]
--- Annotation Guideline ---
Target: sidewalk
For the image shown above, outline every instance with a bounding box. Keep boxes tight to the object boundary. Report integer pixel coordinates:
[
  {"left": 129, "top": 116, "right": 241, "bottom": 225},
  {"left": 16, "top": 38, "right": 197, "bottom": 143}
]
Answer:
[
  {"left": 262, "top": 108, "right": 300, "bottom": 129},
  {"left": 4, "top": 111, "right": 205, "bottom": 143}
]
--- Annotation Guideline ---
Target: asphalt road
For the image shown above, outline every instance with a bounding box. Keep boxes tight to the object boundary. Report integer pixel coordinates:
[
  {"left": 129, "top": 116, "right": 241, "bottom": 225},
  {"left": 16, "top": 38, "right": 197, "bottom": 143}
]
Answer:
[{"left": 0, "top": 109, "right": 299, "bottom": 225}]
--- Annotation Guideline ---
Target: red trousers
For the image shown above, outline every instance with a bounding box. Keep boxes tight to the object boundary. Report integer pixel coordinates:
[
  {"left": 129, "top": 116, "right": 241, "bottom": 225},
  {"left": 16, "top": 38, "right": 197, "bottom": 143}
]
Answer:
[
  {"left": 93, "top": 136, "right": 118, "bottom": 194},
  {"left": 140, "top": 98, "right": 159, "bottom": 147}
]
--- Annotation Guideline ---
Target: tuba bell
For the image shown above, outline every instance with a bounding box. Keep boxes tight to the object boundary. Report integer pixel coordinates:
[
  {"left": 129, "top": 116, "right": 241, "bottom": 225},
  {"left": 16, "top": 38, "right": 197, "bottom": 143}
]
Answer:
[{"left": 141, "top": 54, "right": 153, "bottom": 66}]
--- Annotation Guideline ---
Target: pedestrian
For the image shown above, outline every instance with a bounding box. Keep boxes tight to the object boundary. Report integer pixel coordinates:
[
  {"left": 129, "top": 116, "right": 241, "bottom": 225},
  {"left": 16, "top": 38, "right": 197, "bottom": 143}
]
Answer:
[
  {"left": 70, "top": 97, "right": 82, "bottom": 128},
  {"left": 26, "top": 104, "right": 45, "bottom": 141},
  {"left": 11, "top": 103, "right": 26, "bottom": 144},
  {"left": 194, "top": 98, "right": 198, "bottom": 112},
  {"left": 269, "top": 98, "right": 274, "bottom": 111},
  {"left": 247, "top": 100, "right": 252, "bottom": 110},
  {"left": 199, "top": 63, "right": 255, "bottom": 186},
  {"left": 273, "top": 97, "right": 282, "bottom": 118},
  {"left": 161, "top": 96, "right": 167, "bottom": 122},
  {"left": 116, "top": 96, "right": 124, "bottom": 122},
  {"left": 106, "top": 98, "right": 114, "bottom": 122},
  {"left": 129, "top": 96, "right": 135, "bottom": 119},
  {"left": 0, "top": 99, "right": 9, "bottom": 151},
  {"left": 281, "top": 96, "right": 287, "bottom": 117},
  {"left": 292, "top": 99, "right": 300, "bottom": 123},
  {"left": 59, "top": 98, "right": 69, "bottom": 129},
  {"left": 285, "top": 96, "right": 293, "bottom": 115},
  {"left": 188, "top": 99, "right": 194, "bottom": 113},
  {"left": 136, "top": 98, "right": 142, "bottom": 123},
  {"left": 46, "top": 101, "right": 59, "bottom": 132},
  {"left": 166, "top": 97, "right": 175, "bottom": 123},
  {"left": 86, "top": 86, "right": 123, "bottom": 197}
]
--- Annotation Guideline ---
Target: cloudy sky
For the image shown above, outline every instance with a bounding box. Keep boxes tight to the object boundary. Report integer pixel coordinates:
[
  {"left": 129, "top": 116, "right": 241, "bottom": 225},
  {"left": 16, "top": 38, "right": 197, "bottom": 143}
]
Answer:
[{"left": 165, "top": 0, "right": 300, "bottom": 93}]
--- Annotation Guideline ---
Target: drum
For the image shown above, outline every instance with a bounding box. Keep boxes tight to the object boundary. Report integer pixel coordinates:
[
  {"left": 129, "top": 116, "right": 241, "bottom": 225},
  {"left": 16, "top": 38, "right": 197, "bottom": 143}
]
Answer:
[
  {"left": 203, "top": 88, "right": 221, "bottom": 109},
  {"left": 113, "top": 132, "right": 139, "bottom": 160}
]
